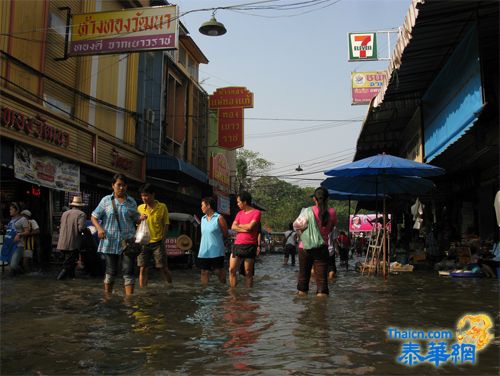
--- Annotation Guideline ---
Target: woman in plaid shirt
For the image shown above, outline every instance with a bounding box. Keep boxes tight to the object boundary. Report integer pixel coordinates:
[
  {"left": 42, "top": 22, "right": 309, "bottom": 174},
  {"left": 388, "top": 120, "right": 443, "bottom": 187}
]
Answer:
[{"left": 92, "top": 174, "right": 139, "bottom": 296}]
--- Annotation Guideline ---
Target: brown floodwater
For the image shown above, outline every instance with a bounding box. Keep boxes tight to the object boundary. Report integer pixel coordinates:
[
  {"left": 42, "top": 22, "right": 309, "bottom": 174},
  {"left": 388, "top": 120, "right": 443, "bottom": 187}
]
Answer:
[{"left": 1, "top": 253, "right": 498, "bottom": 375}]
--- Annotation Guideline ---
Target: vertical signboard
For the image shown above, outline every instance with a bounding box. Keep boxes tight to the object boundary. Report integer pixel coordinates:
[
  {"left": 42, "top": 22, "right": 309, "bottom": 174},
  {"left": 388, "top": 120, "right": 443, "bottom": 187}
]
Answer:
[
  {"left": 348, "top": 32, "right": 378, "bottom": 61},
  {"left": 217, "top": 108, "right": 243, "bottom": 150},
  {"left": 209, "top": 87, "right": 254, "bottom": 151}
]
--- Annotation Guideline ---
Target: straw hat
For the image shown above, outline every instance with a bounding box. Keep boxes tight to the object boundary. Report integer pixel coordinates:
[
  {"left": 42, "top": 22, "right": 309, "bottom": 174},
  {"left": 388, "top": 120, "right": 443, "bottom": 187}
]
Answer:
[
  {"left": 176, "top": 235, "right": 193, "bottom": 251},
  {"left": 20, "top": 210, "right": 32, "bottom": 217},
  {"left": 70, "top": 196, "right": 86, "bottom": 207}
]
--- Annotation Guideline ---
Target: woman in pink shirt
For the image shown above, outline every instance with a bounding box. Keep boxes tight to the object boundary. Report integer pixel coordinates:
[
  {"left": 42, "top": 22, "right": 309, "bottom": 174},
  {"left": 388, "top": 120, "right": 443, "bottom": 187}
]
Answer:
[
  {"left": 230, "top": 191, "right": 261, "bottom": 288},
  {"left": 297, "top": 187, "right": 337, "bottom": 297}
]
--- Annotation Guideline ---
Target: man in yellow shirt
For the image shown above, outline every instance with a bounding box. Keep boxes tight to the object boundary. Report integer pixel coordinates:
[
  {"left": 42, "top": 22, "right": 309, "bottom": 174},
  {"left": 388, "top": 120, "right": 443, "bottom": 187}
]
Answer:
[{"left": 137, "top": 184, "right": 172, "bottom": 287}]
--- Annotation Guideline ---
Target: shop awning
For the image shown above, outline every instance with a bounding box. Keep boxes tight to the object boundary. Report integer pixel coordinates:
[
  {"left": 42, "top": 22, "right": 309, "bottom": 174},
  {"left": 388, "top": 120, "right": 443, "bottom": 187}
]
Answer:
[
  {"left": 146, "top": 153, "right": 208, "bottom": 185},
  {"left": 354, "top": 0, "right": 498, "bottom": 161}
]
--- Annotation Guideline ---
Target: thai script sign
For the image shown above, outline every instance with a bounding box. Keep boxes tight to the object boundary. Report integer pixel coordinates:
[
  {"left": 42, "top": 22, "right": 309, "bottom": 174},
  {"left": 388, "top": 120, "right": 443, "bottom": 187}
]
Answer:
[
  {"left": 348, "top": 32, "right": 378, "bottom": 61},
  {"left": 69, "top": 5, "right": 178, "bottom": 56},
  {"left": 351, "top": 71, "right": 386, "bottom": 105},
  {"left": 1, "top": 106, "right": 70, "bottom": 148},
  {"left": 111, "top": 147, "right": 134, "bottom": 171},
  {"left": 209, "top": 87, "right": 254, "bottom": 109},
  {"left": 14, "top": 145, "right": 80, "bottom": 192},
  {"left": 209, "top": 87, "right": 254, "bottom": 150},
  {"left": 211, "top": 153, "right": 230, "bottom": 187},
  {"left": 217, "top": 108, "right": 243, "bottom": 150}
]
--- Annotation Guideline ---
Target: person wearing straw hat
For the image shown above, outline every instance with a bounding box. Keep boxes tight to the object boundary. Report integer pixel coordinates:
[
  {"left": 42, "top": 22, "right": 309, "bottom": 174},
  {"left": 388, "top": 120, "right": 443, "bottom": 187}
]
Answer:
[
  {"left": 20, "top": 209, "right": 40, "bottom": 272},
  {"left": 56, "top": 195, "right": 87, "bottom": 280}
]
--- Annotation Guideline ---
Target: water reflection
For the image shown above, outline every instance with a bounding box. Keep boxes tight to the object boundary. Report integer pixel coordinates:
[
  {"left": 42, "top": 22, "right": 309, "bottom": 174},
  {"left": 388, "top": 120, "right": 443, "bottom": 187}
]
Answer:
[{"left": 0, "top": 255, "right": 498, "bottom": 375}]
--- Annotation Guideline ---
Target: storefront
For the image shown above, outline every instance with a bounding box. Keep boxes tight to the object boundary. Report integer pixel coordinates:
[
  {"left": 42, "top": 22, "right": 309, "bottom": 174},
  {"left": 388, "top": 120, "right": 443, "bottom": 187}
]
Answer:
[{"left": 0, "top": 87, "right": 145, "bottom": 263}]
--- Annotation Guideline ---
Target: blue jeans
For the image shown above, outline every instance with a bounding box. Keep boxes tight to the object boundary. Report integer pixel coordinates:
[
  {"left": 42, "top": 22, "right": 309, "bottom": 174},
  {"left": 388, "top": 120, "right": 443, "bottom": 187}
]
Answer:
[{"left": 104, "top": 253, "right": 135, "bottom": 286}]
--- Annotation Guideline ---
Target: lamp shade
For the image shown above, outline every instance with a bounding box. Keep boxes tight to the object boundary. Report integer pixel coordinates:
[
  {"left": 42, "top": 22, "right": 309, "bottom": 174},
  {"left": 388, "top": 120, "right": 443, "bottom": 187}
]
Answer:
[{"left": 199, "top": 16, "right": 227, "bottom": 36}]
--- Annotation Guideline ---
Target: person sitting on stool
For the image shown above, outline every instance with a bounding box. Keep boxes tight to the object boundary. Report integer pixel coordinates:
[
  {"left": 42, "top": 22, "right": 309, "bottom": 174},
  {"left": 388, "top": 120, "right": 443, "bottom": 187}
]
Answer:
[{"left": 56, "top": 196, "right": 87, "bottom": 280}]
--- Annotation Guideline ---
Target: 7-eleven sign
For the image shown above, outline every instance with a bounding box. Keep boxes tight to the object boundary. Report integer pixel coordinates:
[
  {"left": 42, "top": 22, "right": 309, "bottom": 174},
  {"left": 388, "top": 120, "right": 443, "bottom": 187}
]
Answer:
[{"left": 348, "top": 32, "right": 378, "bottom": 61}]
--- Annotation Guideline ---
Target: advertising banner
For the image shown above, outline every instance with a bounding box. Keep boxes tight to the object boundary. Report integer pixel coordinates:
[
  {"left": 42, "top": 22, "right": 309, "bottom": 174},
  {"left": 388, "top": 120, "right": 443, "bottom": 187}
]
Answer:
[
  {"left": 348, "top": 32, "right": 378, "bottom": 61},
  {"left": 351, "top": 71, "right": 386, "bottom": 105},
  {"left": 70, "top": 5, "right": 178, "bottom": 56},
  {"left": 349, "top": 214, "right": 391, "bottom": 233},
  {"left": 14, "top": 145, "right": 80, "bottom": 192}
]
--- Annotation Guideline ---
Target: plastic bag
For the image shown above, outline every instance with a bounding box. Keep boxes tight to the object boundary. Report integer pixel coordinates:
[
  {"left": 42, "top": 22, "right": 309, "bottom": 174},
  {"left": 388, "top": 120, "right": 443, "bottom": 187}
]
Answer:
[
  {"left": 135, "top": 220, "right": 151, "bottom": 245},
  {"left": 293, "top": 208, "right": 309, "bottom": 231}
]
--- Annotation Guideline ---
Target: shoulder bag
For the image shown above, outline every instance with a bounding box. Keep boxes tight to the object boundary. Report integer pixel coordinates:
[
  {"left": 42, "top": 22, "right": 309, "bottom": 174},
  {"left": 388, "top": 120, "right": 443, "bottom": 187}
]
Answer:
[
  {"left": 111, "top": 196, "right": 141, "bottom": 257},
  {"left": 300, "top": 207, "right": 325, "bottom": 250}
]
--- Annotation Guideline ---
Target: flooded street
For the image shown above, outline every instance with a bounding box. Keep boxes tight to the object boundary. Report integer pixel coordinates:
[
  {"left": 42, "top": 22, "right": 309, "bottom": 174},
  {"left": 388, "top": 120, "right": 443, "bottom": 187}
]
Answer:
[{"left": 1, "top": 253, "right": 499, "bottom": 375}]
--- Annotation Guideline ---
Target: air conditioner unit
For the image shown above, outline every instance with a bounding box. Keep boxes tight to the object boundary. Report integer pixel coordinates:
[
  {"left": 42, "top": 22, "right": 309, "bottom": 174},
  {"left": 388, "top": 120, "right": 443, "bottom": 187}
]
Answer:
[{"left": 145, "top": 108, "right": 155, "bottom": 123}]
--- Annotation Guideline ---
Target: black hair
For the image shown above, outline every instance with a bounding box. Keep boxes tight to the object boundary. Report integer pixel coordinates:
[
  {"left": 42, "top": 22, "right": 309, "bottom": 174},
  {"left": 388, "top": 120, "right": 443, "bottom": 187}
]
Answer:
[
  {"left": 238, "top": 191, "right": 252, "bottom": 206},
  {"left": 288, "top": 222, "right": 294, "bottom": 231},
  {"left": 112, "top": 173, "right": 128, "bottom": 185},
  {"left": 202, "top": 197, "right": 217, "bottom": 211},
  {"left": 313, "top": 187, "right": 329, "bottom": 226},
  {"left": 139, "top": 183, "right": 155, "bottom": 195},
  {"left": 10, "top": 202, "right": 20, "bottom": 211}
]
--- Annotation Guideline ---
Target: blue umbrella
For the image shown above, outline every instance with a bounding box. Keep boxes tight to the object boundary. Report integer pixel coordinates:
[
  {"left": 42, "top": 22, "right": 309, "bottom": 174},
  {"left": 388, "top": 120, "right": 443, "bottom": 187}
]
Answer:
[
  {"left": 327, "top": 189, "right": 387, "bottom": 201},
  {"left": 322, "top": 175, "right": 436, "bottom": 196},
  {"left": 324, "top": 153, "right": 445, "bottom": 177}
]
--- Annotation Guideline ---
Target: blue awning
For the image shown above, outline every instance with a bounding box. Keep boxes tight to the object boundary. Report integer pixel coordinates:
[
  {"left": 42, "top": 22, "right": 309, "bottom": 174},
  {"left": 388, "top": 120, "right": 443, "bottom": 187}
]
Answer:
[
  {"left": 146, "top": 153, "right": 208, "bottom": 184},
  {"left": 423, "top": 26, "right": 484, "bottom": 162}
]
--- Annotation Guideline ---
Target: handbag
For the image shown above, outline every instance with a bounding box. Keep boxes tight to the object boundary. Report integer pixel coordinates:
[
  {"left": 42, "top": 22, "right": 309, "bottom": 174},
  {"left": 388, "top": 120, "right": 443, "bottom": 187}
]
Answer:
[
  {"left": 300, "top": 207, "right": 325, "bottom": 250},
  {"left": 111, "top": 196, "right": 141, "bottom": 257}
]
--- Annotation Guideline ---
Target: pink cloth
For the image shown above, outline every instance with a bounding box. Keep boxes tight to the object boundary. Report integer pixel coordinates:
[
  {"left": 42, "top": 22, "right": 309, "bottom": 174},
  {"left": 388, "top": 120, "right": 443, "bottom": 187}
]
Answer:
[
  {"left": 312, "top": 206, "right": 337, "bottom": 244},
  {"left": 234, "top": 209, "right": 261, "bottom": 245},
  {"left": 298, "top": 206, "right": 337, "bottom": 248}
]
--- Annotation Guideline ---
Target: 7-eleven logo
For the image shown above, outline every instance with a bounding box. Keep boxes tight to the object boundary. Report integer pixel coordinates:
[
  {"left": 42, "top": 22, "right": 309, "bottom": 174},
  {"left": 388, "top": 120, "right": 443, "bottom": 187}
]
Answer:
[{"left": 349, "top": 32, "right": 378, "bottom": 61}]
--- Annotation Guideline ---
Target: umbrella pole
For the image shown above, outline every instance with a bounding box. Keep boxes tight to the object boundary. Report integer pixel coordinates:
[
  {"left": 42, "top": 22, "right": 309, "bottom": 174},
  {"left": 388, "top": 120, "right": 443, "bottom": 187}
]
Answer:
[{"left": 383, "top": 196, "right": 387, "bottom": 279}]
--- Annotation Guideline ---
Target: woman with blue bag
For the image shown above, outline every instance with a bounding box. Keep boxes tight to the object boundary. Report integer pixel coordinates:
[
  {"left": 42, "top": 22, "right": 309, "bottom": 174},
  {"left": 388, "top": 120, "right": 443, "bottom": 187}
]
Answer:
[
  {"left": 294, "top": 187, "right": 337, "bottom": 297},
  {"left": 1, "top": 202, "right": 30, "bottom": 276}
]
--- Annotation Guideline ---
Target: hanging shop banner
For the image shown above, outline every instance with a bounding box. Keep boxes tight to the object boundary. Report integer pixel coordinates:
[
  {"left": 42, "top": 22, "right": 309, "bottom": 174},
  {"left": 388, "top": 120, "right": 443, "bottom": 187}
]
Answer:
[
  {"left": 348, "top": 32, "right": 378, "bottom": 61},
  {"left": 209, "top": 87, "right": 254, "bottom": 150},
  {"left": 351, "top": 71, "right": 386, "bottom": 105},
  {"left": 69, "top": 5, "right": 179, "bottom": 56},
  {"left": 14, "top": 145, "right": 80, "bottom": 192},
  {"left": 349, "top": 214, "right": 391, "bottom": 233},
  {"left": 217, "top": 108, "right": 244, "bottom": 150}
]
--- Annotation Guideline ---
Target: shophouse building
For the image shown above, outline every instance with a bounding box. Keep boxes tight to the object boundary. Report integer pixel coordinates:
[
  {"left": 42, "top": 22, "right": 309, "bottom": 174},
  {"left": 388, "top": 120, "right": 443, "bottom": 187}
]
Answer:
[
  {"left": 0, "top": 0, "right": 146, "bottom": 258},
  {"left": 136, "top": 21, "right": 212, "bottom": 214},
  {"left": 355, "top": 1, "right": 498, "bottom": 244}
]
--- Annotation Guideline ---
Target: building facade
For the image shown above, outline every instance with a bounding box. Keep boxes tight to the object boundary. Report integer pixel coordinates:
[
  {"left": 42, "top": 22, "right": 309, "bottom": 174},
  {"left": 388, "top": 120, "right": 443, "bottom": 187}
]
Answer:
[{"left": 0, "top": 0, "right": 146, "bottom": 260}]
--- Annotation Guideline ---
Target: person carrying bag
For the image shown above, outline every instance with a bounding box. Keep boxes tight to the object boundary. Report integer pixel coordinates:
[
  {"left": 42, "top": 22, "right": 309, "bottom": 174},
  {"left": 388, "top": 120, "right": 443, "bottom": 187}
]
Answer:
[{"left": 295, "top": 187, "right": 337, "bottom": 297}]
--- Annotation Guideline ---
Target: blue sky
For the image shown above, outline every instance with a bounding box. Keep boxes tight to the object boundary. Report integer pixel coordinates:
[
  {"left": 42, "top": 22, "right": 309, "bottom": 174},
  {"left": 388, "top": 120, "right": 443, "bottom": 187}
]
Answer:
[{"left": 179, "top": 0, "right": 411, "bottom": 187}]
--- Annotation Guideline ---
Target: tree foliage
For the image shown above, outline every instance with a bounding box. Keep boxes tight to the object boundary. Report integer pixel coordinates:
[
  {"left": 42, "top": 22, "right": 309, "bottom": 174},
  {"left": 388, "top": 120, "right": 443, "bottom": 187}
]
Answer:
[{"left": 236, "top": 149, "right": 354, "bottom": 232}]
